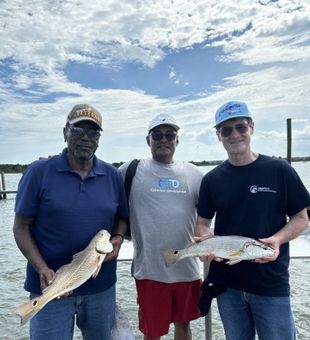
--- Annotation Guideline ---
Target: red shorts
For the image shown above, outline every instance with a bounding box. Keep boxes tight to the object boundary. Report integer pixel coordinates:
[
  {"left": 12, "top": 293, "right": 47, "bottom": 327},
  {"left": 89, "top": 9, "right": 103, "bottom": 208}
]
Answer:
[{"left": 135, "top": 279, "right": 201, "bottom": 338}]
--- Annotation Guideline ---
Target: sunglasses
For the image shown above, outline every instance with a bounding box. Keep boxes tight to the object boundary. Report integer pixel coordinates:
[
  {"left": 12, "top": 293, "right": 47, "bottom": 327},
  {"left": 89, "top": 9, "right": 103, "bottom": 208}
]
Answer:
[
  {"left": 150, "top": 131, "right": 177, "bottom": 142},
  {"left": 219, "top": 123, "right": 249, "bottom": 138},
  {"left": 69, "top": 125, "right": 101, "bottom": 139}
]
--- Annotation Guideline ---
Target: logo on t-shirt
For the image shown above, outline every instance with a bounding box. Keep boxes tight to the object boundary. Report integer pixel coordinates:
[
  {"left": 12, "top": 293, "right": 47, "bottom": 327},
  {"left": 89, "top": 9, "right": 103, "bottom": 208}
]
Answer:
[
  {"left": 150, "top": 178, "right": 186, "bottom": 193},
  {"left": 158, "top": 178, "right": 180, "bottom": 189},
  {"left": 250, "top": 185, "right": 276, "bottom": 194}
]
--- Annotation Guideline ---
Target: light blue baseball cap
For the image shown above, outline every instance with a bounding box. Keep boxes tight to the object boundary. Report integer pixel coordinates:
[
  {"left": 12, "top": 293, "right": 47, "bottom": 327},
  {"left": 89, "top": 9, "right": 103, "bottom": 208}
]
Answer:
[{"left": 214, "top": 101, "right": 251, "bottom": 127}]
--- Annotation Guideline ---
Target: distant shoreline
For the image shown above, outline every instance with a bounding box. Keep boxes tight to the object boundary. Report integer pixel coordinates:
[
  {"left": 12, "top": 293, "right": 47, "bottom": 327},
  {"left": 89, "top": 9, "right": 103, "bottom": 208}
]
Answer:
[{"left": 1, "top": 156, "right": 310, "bottom": 173}]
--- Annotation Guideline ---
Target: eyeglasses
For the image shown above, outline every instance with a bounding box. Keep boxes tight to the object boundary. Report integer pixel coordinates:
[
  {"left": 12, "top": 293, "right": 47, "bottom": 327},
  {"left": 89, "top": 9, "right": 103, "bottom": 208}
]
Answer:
[
  {"left": 219, "top": 123, "right": 249, "bottom": 138},
  {"left": 69, "top": 125, "right": 101, "bottom": 139},
  {"left": 150, "top": 131, "right": 177, "bottom": 142}
]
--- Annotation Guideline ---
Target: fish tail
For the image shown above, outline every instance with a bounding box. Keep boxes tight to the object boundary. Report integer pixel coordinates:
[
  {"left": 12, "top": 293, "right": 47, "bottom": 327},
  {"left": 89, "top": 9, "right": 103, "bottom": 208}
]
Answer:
[
  {"left": 15, "top": 297, "right": 42, "bottom": 325},
  {"left": 162, "top": 249, "right": 180, "bottom": 266}
]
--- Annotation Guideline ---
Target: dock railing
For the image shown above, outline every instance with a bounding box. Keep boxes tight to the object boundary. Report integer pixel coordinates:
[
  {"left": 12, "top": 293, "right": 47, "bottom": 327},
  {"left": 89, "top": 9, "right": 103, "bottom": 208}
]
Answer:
[
  {"left": 117, "top": 255, "right": 310, "bottom": 340},
  {"left": 0, "top": 172, "right": 17, "bottom": 199}
]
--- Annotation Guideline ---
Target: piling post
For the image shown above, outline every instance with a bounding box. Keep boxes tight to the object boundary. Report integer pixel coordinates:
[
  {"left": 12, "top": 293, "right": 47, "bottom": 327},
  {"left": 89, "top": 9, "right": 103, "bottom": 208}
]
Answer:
[
  {"left": 286, "top": 118, "right": 292, "bottom": 164},
  {"left": 203, "top": 262, "right": 212, "bottom": 340},
  {"left": 0, "top": 172, "right": 6, "bottom": 200}
]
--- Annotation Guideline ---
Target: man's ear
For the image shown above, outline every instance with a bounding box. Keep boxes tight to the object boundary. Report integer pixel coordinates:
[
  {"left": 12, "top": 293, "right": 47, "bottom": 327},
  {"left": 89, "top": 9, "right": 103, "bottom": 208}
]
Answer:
[
  {"left": 216, "top": 130, "right": 222, "bottom": 142},
  {"left": 63, "top": 127, "right": 68, "bottom": 142},
  {"left": 146, "top": 135, "right": 150, "bottom": 146},
  {"left": 249, "top": 121, "right": 255, "bottom": 135}
]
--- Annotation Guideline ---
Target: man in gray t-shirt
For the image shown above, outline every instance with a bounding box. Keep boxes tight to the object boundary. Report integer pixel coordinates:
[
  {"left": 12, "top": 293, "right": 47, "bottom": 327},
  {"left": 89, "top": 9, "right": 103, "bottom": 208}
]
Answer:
[{"left": 120, "top": 113, "right": 203, "bottom": 340}]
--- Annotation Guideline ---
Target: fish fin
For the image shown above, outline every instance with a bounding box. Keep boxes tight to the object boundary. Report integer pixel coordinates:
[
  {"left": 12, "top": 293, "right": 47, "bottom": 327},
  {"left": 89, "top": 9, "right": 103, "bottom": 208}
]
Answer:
[
  {"left": 226, "top": 258, "right": 242, "bottom": 265},
  {"left": 92, "top": 255, "right": 104, "bottom": 278},
  {"left": 229, "top": 250, "right": 242, "bottom": 257},
  {"left": 15, "top": 297, "right": 42, "bottom": 325},
  {"left": 162, "top": 249, "right": 179, "bottom": 266},
  {"left": 184, "top": 241, "right": 196, "bottom": 249},
  {"left": 72, "top": 250, "right": 85, "bottom": 259}
]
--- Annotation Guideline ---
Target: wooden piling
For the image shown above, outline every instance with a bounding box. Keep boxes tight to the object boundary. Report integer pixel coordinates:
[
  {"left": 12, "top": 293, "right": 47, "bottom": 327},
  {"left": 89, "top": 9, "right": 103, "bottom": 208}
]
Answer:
[
  {"left": 0, "top": 173, "right": 17, "bottom": 199},
  {"left": 286, "top": 118, "right": 292, "bottom": 164},
  {"left": 0, "top": 172, "right": 6, "bottom": 199},
  {"left": 203, "top": 262, "right": 212, "bottom": 340}
]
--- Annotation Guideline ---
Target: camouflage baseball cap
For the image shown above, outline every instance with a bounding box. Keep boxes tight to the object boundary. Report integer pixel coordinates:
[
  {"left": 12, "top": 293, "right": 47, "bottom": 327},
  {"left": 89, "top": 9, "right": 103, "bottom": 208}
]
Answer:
[{"left": 66, "top": 104, "right": 102, "bottom": 130}]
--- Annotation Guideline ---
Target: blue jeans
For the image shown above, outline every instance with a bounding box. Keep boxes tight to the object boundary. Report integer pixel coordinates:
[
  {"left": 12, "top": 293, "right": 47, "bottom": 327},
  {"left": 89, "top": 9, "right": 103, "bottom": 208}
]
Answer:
[
  {"left": 217, "top": 288, "right": 296, "bottom": 340},
  {"left": 30, "top": 285, "right": 116, "bottom": 340}
]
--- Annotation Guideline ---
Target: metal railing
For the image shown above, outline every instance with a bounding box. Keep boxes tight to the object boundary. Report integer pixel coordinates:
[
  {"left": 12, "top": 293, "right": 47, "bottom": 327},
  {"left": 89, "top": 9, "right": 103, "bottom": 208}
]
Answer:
[{"left": 117, "top": 255, "right": 310, "bottom": 340}]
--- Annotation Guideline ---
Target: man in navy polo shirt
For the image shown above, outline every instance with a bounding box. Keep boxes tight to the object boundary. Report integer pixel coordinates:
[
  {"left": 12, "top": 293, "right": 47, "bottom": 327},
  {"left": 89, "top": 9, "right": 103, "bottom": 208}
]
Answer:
[{"left": 13, "top": 104, "right": 128, "bottom": 340}]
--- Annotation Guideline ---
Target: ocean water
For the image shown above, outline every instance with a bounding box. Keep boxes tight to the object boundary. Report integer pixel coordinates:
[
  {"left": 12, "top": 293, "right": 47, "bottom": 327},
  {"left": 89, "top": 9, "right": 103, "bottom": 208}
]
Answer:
[{"left": 1, "top": 162, "right": 309, "bottom": 339}]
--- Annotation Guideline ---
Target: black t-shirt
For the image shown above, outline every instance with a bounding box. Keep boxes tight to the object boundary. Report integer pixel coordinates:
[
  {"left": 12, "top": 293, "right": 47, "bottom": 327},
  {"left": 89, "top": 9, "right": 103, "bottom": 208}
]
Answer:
[{"left": 197, "top": 155, "right": 310, "bottom": 296}]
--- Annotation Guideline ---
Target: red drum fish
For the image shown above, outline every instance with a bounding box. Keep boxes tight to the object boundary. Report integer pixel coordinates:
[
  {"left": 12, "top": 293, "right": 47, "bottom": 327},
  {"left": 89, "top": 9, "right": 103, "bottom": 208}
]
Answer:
[{"left": 163, "top": 235, "right": 274, "bottom": 266}]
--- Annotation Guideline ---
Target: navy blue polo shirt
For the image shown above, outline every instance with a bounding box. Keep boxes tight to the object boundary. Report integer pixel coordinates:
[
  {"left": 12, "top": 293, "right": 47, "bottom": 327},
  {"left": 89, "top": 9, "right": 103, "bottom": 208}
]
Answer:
[{"left": 15, "top": 149, "right": 128, "bottom": 295}]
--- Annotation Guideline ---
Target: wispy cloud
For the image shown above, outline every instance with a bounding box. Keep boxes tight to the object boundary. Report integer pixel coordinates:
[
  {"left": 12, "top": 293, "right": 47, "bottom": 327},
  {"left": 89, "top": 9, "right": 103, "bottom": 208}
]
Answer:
[{"left": 0, "top": 0, "right": 309, "bottom": 163}]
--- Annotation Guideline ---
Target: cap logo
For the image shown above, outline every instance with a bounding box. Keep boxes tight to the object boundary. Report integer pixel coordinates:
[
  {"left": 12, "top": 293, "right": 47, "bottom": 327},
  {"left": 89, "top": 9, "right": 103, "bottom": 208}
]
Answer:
[
  {"left": 74, "top": 108, "right": 101, "bottom": 125},
  {"left": 218, "top": 103, "right": 242, "bottom": 119}
]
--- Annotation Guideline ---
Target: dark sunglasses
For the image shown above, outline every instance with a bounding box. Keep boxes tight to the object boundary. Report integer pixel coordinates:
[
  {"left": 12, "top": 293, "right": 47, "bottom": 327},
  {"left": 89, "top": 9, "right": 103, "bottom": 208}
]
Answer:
[
  {"left": 150, "top": 131, "right": 177, "bottom": 142},
  {"left": 219, "top": 123, "right": 249, "bottom": 138},
  {"left": 69, "top": 125, "right": 101, "bottom": 139}
]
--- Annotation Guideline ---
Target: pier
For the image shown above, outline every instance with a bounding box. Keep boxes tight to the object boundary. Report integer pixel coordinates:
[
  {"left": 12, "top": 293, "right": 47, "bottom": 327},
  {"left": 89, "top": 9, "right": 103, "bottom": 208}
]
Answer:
[{"left": 0, "top": 172, "right": 17, "bottom": 199}]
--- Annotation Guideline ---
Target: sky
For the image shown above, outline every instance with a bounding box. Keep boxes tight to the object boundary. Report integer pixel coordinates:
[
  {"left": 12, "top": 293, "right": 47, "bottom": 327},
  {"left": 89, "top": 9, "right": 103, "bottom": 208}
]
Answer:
[{"left": 0, "top": 0, "right": 309, "bottom": 164}]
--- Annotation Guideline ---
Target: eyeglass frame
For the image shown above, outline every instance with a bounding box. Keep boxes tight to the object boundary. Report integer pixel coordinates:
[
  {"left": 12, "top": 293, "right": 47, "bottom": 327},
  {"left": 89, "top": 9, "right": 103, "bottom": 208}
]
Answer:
[
  {"left": 67, "top": 123, "right": 101, "bottom": 139},
  {"left": 217, "top": 119, "right": 252, "bottom": 138},
  {"left": 149, "top": 130, "right": 178, "bottom": 142}
]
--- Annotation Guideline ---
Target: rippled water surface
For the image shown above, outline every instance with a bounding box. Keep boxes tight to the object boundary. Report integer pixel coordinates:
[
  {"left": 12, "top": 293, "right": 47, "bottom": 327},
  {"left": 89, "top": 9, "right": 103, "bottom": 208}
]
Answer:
[{"left": 1, "top": 163, "right": 309, "bottom": 339}]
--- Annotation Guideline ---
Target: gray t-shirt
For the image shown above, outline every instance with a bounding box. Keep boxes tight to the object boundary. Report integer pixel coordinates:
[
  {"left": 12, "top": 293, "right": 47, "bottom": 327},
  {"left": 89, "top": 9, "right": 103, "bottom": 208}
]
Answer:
[{"left": 120, "top": 158, "right": 203, "bottom": 283}]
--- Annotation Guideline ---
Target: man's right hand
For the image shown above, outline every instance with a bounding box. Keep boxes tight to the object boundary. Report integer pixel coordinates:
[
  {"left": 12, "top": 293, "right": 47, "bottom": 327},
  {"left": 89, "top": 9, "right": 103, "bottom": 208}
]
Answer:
[
  {"left": 39, "top": 267, "right": 55, "bottom": 291},
  {"left": 193, "top": 235, "right": 224, "bottom": 263}
]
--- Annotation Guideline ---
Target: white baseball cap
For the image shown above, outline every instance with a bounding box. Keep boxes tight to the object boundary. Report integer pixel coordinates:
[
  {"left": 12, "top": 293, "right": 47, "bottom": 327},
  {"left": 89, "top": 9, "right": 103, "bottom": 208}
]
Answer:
[{"left": 148, "top": 114, "right": 180, "bottom": 132}]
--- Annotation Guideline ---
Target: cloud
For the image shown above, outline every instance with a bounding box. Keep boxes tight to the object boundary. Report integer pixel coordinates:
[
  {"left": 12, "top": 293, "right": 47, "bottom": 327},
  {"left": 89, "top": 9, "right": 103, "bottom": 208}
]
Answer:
[{"left": 0, "top": 0, "right": 309, "bottom": 163}]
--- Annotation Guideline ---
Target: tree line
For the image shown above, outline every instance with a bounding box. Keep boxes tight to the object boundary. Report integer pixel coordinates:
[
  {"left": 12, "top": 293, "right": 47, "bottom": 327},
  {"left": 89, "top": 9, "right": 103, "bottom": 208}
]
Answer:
[{"left": 1, "top": 156, "right": 310, "bottom": 174}]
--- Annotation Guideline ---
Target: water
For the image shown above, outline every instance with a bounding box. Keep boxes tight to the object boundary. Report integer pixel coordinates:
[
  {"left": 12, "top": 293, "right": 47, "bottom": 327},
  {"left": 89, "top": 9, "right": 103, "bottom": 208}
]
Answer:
[{"left": 1, "top": 162, "right": 309, "bottom": 339}]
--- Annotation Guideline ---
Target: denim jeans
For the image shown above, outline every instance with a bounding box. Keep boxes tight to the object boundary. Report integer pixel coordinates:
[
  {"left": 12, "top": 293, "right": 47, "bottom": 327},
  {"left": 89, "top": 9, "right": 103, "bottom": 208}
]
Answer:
[
  {"left": 217, "top": 288, "right": 296, "bottom": 340},
  {"left": 30, "top": 285, "right": 116, "bottom": 340}
]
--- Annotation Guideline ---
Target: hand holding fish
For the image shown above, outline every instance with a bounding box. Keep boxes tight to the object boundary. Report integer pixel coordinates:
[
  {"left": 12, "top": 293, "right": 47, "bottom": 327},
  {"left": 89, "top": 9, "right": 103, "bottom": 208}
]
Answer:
[
  {"left": 39, "top": 267, "right": 74, "bottom": 299},
  {"left": 16, "top": 229, "right": 113, "bottom": 325},
  {"left": 104, "top": 234, "right": 124, "bottom": 262},
  {"left": 38, "top": 266, "right": 55, "bottom": 291},
  {"left": 193, "top": 234, "right": 223, "bottom": 263},
  {"left": 252, "top": 236, "right": 279, "bottom": 263}
]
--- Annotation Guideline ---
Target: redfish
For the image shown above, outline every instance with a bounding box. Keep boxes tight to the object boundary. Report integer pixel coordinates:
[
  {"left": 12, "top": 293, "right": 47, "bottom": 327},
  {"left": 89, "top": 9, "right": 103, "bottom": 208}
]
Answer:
[
  {"left": 163, "top": 235, "right": 274, "bottom": 266},
  {"left": 16, "top": 229, "right": 113, "bottom": 325}
]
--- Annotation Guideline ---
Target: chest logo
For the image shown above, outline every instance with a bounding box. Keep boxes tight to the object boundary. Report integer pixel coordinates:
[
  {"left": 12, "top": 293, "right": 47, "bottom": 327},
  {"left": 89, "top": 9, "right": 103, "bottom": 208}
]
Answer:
[
  {"left": 158, "top": 178, "right": 180, "bottom": 189},
  {"left": 250, "top": 185, "right": 276, "bottom": 194}
]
